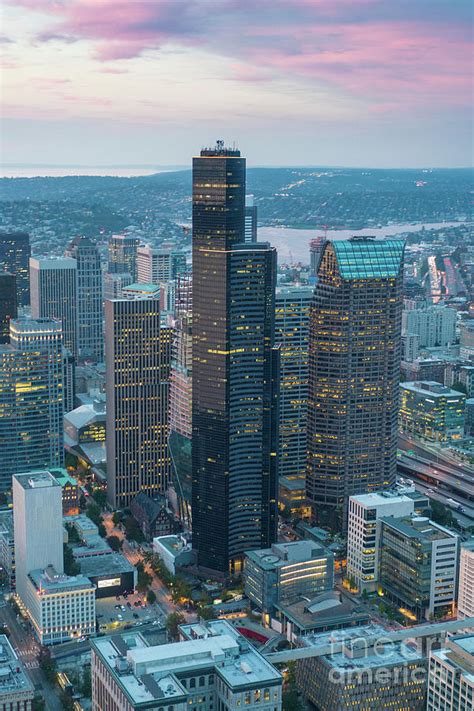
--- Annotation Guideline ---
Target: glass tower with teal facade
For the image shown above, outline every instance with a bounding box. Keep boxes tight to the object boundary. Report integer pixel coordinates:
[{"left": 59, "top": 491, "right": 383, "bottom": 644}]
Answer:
[{"left": 306, "top": 237, "right": 405, "bottom": 530}]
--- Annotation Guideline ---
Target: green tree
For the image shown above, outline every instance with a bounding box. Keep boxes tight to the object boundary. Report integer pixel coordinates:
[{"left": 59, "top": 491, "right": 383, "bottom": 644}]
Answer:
[
  {"left": 146, "top": 589, "right": 157, "bottom": 605},
  {"left": 166, "top": 612, "right": 185, "bottom": 640},
  {"left": 92, "top": 489, "right": 107, "bottom": 508},
  {"left": 65, "top": 523, "right": 80, "bottom": 544},
  {"left": 123, "top": 515, "right": 145, "bottom": 543},
  {"left": 107, "top": 535, "right": 123, "bottom": 551},
  {"left": 59, "top": 690, "right": 75, "bottom": 710},
  {"left": 33, "top": 695, "right": 46, "bottom": 711},
  {"left": 282, "top": 662, "right": 303, "bottom": 711},
  {"left": 38, "top": 647, "right": 56, "bottom": 683},
  {"left": 112, "top": 511, "right": 123, "bottom": 526},
  {"left": 86, "top": 503, "right": 102, "bottom": 526},
  {"left": 63, "top": 545, "right": 80, "bottom": 576},
  {"left": 137, "top": 569, "right": 152, "bottom": 593},
  {"left": 198, "top": 605, "right": 216, "bottom": 621},
  {"left": 430, "top": 500, "right": 455, "bottom": 528},
  {"left": 80, "top": 668, "right": 92, "bottom": 698}
]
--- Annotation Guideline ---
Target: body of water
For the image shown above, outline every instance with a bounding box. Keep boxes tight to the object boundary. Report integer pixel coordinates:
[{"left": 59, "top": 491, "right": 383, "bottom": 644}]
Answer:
[
  {"left": 259, "top": 222, "right": 468, "bottom": 263},
  {"left": 0, "top": 165, "right": 187, "bottom": 178}
]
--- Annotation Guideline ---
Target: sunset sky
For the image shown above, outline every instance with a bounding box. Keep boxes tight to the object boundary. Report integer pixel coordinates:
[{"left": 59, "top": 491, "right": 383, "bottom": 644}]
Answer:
[{"left": 2, "top": 0, "right": 472, "bottom": 167}]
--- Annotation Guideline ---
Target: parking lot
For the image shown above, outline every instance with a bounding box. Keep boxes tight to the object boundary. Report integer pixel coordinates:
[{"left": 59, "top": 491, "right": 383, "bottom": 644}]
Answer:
[{"left": 96, "top": 591, "right": 164, "bottom": 633}]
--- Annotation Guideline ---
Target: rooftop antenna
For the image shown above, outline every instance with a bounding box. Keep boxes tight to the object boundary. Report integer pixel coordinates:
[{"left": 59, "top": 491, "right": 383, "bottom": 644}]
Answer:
[{"left": 216, "top": 139, "right": 224, "bottom": 152}]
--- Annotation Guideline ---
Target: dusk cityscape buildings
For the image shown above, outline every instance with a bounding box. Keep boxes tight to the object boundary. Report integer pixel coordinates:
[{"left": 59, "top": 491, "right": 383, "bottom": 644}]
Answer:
[
  {"left": 0, "top": 231, "right": 31, "bottom": 307},
  {"left": 306, "top": 238, "right": 405, "bottom": 529},
  {"left": 191, "top": 144, "right": 279, "bottom": 575},
  {"left": 0, "top": 145, "right": 472, "bottom": 710}
]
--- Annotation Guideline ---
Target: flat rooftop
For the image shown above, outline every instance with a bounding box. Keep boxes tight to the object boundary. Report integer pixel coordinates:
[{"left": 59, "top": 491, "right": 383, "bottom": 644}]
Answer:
[
  {"left": 154, "top": 535, "right": 190, "bottom": 557},
  {"left": 276, "top": 592, "right": 369, "bottom": 632},
  {"left": 29, "top": 567, "right": 95, "bottom": 594},
  {"left": 303, "top": 623, "right": 424, "bottom": 670},
  {"left": 401, "top": 381, "right": 465, "bottom": 398},
  {"left": 350, "top": 491, "right": 415, "bottom": 507},
  {"left": 13, "top": 470, "right": 61, "bottom": 490},
  {"left": 380, "top": 515, "right": 458, "bottom": 543},
  {"left": 91, "top": 620, "right": 281, "bottom": 706},
  {"left": 0, "top": 635, "right": 34, "bottom": 699},
  {"left": 246, "top": 540, "right": 330, "bottom": 570},
  {"left": 80, "top": 552, "right": 135, "bottom": 577}
]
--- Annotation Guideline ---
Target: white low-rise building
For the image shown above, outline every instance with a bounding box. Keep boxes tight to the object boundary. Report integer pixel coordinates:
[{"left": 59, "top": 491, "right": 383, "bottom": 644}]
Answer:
[
  {"left": 152, "top": 535, "right": 193, "bottom": 575},
  {"left": 91, "top": 620, "right": 282, "bottom": 711},
  {"left": 24, "top": 565, "right": 96, "bottom": 645},
  {"left": 347, "top": 491, "right": 418, "bottom": 593},
  {"left": 0, "top": 634, "right": 35, "bottom": 710}
]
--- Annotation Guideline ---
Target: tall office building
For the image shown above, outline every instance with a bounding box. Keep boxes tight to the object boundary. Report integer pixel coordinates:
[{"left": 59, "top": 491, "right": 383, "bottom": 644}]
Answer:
[
  {"left": 169, "top": 312, "right": 193, "bottom": 523},
  {"left": 275, "top": 286, "right": 312, "bottom": 481},
  {"left": 65, "top": 236, "right": 104, "bottom": 362},
  {"left": 13, "top": 471, "right": 64, "bottom": 606},
  {"left": 105, "top": 287, "right": 171, "bottom": 508},
  {"left": 458, "top": 539, "right": 474, "bottom": 622},
  {"left": 192, "top": 142, "right": 279, "bottom": 575},
  {"left": 30, "top": 257, "right": 78, "bottom": 357},
  {"left": 0, "top": 273, "right": 17, "bottom": 344},
  {"left": 402, "top": 303, "right": 456, "bottom": 348},
  {"left": 108, "top": 234, "right": 140, "bottom": 280},
  {"left": 306, "top": 238, "right": 404, "bottom": 529},
  {"left": 137, "top": 244, "right": 187, "bottom": 284},
  {"left": 244, "top": 194, "right": 258, "bottom": 243},
  {"left": 103, "top": 271, "right": 132, "bottom": 300},
  {"left": 0, "top": 319, "right": 64, "bottom": 491},
  {"left": 13, "top": 471, "right": 95, "bottom": 645},
  {"left": 309, "top": 236, "right": 324, "bottom": 278},
  {"left": 0, "top": 231, "right": 30, "bottom": 306}
]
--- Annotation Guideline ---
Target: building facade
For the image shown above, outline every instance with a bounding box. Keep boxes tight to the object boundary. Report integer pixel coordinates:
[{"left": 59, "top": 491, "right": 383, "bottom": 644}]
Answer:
[
  {"left": 399, "top": 381, "right": 466, "bottom": 442},
  {"left": 306, "top": 238, "right": 405, "bottom": 529},
  {"left": 275, "top": 286, "right": 312, "bottom": 482},
  {"left": 244, "top": 541, "right": 333, "bottom": 622},
  {"left": 30, "top": 256, "right": 78, "bottom": 357},
  {"left": 0, "top": 231, "right": 30, "bottom": 307},
  {"left": 0, "top": 634, "right": 35, "bottom": 710},
  {"left": 379, "top": 515, "right": 459, "bottom": 620},
  {"left": 402, "top": 304, "right": 457, "bottom": 349},
  {"left": 192, "top": 143, "right": 279, "bottom": 575},
  {"left": 244, "top": 194, "right": 257, "bottom": 243},
  {"left": 347, "top": 492, "right": 417, "bottom": 593},
  {"left": 105, "top": 289, "right": 171, "bottom": 508},
  {"left": 0, "top": 272, "right": 17, "bottom": 344},
  {"left": 427, "top": 635, "right": 474, "bottom": 711},
  {"left": 0, "top": 319, "right": 64, "bottom": 491},
  {"left": 65, "top": 236, "right": 104, "bottom": 362},
  {"left": 108, "top": 234, "right": 140, "bottom": 281},
  {"left": 12, "top": 471, "right": 64, "bottom": 603},
  {"left": 458, "top": 539, "right": 474, "bottom": 622},
  {"left": 91, "top": 620, "right": 282, "bottom": 711},
  {"left": 137, "top": 245, "right": 187, "bottom": 284}
]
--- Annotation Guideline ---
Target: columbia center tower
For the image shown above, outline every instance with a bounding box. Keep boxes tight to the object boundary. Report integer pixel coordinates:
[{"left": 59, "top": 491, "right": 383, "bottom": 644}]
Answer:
[{"left": 191, "top": 142, "right": 279, "bottom": 576}]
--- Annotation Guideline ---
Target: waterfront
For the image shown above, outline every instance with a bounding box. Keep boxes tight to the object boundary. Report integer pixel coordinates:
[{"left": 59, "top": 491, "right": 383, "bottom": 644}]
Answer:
[{"left": 259, "top": 222, "right": 468, "bottom": 263}]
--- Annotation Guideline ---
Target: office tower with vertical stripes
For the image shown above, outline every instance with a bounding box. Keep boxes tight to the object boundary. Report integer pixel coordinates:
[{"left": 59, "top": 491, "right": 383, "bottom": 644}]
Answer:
[
  {"left": 0, "top": 231, "right": 31, "bottom": 307},
  {"left": 306, "top": 238, "right": 404, "bottom": 529},
  {"left": 0, "top": 273, "right": 17, "bottom": 344},
  {"left": 0, "top": 318, "right": 64, "bottom": 491},
  {"left": 105, "top": 288, "right": 171, "bottom": 508},
  {"left": 275, "top": 285, "right": 312, "bottom": 481},
  {"left": 108, "top": 234, "right": 140, "bottom": 281},
  {"left": 65, "top": 236, "right": 104, "bottom": 362},
  {"left": 192, "top": 142, "right": 279, "bottom": 575},
  {"left": 30, "top": 257, "right": 78, "bottom": 357}
]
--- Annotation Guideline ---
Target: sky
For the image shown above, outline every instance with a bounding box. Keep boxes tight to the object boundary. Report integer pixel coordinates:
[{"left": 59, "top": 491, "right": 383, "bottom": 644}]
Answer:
[{"left": 1, "top": 0, "right": 472, "bottom": 168}]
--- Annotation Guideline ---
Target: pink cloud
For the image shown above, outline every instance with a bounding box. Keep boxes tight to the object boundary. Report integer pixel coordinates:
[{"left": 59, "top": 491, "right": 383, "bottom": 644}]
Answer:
[{"left": 8, "top": 0, "right": 472, "bottom": 111}]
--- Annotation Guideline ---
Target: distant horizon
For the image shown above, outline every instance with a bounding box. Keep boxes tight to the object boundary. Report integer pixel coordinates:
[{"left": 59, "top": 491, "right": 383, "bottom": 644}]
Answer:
[{"left": 1, "top": 162, "right": 473, "bottom": 180}]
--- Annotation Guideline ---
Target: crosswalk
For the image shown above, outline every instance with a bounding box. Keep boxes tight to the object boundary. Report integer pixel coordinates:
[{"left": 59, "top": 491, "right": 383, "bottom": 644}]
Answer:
[
  {"left": 16, "top": 646, "right": 38, "bottom": 658},
  {"left": 24, "top": 660, "right": 39, "bottom": 669}
]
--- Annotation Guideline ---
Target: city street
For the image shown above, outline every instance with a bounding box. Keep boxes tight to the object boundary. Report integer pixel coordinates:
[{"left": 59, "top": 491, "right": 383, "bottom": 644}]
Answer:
[{"left": 0, "top": 602, "right": 63, "bottom": 711}]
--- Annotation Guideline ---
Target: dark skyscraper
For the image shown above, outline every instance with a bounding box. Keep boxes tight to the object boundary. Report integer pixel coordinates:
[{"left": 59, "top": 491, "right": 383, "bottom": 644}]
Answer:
[
  {"left": 306, "top": 237, "right": 404, "bottom": 529},
  {"left": 0, "top": 232, "right": 31, "bottom": 307},
  {"left": 65, "top": 236, "right": 104, "bottom": 362},
  {"left": 0, "top": 273, "right": 17, "bottom": 344},
  {"left": 192, "top": 142, "right": 279, "bottom": 576}
]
